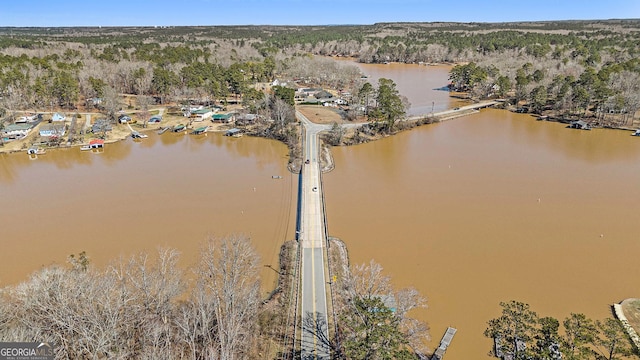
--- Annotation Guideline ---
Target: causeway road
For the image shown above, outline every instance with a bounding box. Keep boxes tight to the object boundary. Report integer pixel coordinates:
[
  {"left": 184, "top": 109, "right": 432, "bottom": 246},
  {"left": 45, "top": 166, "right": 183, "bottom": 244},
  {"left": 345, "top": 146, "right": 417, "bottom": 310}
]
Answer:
[{"left": 297, "top": 111, "right": 331, "bottom": 359}]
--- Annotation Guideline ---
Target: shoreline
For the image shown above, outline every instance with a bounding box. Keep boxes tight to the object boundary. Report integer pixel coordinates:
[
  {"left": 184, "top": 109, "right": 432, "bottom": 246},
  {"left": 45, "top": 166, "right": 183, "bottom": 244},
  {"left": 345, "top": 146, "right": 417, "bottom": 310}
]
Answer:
[
  {"left": 3, "top": 101, "right": 638, "bottom": 159},
  {"left": 614, "top": 299, "right": 640, "bottom": 351},
  {"left": 0, "top": 107, "right": 241, "bottom": 155}
]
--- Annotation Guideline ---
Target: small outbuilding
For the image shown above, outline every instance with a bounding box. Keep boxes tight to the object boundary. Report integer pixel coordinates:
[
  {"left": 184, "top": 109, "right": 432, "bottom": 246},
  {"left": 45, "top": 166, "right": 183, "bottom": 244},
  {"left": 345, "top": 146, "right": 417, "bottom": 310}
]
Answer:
[
  {"left": 568, "top": 120, "right": 591, "bottom": 130},
  {"left": 89, "top": 139, "right": 104, "bottom": 149},
  {"left": 51, "top": 113, "right": 66, "bottom": 122},
  {"left": 225, "top": 128, "right": 242, "bottom": 137}
]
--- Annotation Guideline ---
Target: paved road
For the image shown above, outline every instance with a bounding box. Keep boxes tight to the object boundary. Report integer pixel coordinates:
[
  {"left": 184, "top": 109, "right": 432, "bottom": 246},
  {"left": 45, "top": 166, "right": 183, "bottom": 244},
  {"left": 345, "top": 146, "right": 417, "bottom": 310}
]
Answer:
[
  {"left": 297, "top": 111, "right": 331, "bottom": 359},
  {"left": 405, "top": 99, "right": 501, "bottom": 121}
]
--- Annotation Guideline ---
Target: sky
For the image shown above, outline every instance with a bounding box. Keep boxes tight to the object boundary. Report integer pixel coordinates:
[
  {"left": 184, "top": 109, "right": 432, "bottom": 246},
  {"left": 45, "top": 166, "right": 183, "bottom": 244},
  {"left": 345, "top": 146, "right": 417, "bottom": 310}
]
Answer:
[{"left": 0, "top": 0, "right": 639, "bottom": 27}]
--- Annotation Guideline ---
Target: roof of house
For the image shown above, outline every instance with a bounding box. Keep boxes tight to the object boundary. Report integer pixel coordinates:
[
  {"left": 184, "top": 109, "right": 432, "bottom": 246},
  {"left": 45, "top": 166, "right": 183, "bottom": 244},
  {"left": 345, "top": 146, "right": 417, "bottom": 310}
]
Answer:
[
  {"left": 40, "top": 124, "right": 63, "bottom": 131},
  {"left": 90, "top": 139, "right": 104, "bottom": 145},
  {"left": 213, "top": 113, "right": 233, "bottom": 119},
  {"left": 238, "top": 113, "right": 257, "bottom": 120},
  {"left": 3, "top": 123, "right": 34, "bottom": 131},
  {"left": 52, "top": 113, "right": 65, "bottom": 120},
  {"left": 191, "top": 108, "right": 212, "bottom": 114}
]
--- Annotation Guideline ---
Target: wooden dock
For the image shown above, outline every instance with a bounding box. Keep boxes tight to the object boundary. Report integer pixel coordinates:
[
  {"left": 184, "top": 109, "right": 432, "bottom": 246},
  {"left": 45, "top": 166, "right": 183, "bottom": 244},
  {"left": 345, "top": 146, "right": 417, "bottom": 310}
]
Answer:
[{"left": 431, "top": 327, "right": 457, "bottom": 360}]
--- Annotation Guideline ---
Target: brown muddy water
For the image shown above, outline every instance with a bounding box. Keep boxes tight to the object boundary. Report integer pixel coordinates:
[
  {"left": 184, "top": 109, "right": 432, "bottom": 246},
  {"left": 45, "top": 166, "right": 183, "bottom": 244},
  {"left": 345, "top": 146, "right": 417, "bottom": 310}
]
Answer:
[
  {"left": 349, "top": 61, "right": 465, "bottom": 115},
  {"left": 325, "top": 61, "right": 640, "bottom": 357},
  {"left": 1, "top": 61, "right": 640, "bottom": 359},
  {"left": 0, "top": 133, "right": 297, "bottom": 296},
  {"left": 324, "top": 110, "right": 640, "bottom": 358}
]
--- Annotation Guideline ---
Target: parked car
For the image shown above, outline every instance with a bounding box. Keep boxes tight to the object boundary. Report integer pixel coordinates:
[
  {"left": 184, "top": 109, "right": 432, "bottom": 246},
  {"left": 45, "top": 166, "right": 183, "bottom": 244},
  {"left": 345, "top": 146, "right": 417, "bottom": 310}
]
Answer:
[{"left": 148, "top": 115, "right": 162, "bottom": 123}]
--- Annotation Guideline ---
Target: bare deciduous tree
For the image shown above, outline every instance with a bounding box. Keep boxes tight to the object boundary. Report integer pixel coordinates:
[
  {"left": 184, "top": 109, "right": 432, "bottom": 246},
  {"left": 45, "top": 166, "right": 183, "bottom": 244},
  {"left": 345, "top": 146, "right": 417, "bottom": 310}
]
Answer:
[
  {"left": 102, "top": 86, "right": 122, "bottom": 123},
  {"left": 197, "top": 235, "right": 261, "bottom": 360}
]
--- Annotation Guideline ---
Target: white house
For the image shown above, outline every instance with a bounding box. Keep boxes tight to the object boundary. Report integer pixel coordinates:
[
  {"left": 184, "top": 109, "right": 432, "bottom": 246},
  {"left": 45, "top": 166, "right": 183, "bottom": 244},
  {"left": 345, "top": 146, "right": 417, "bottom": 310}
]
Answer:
[
  {"left": 51, "top": 113, "right": 66, "bottom": 122},
  {"left": 2, "top": 123, "right": 34, "bottom": 138},
  {"left": 189, "top": 108, "right": 214, "bottom": 121},
  {"left": 39, "top": 124, "right": 66, "bottom": 137}
]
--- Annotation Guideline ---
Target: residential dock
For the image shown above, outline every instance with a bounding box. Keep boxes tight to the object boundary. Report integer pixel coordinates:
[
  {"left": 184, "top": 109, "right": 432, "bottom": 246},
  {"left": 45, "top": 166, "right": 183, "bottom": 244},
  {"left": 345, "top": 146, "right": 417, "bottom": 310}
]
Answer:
[{"left": 431, "top": 327, "right": 457, "bottom": 360}]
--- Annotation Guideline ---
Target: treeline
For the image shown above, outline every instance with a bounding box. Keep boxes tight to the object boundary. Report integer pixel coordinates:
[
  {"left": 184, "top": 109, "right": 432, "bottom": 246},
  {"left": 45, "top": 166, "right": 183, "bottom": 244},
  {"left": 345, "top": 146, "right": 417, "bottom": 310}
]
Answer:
[
  {"left": 0, "top": 28, "right": 366, "bottom": 122},
  {"left": 449, "top": 56, "right": 640, "bottom": 127},
  {"left": 0, "top": 237, "right": 430, "bottom": 359},
  {"left": 485, "top": 300, "right": 638, "bottom": 360},
  {"left": 1, "top": 21, "right": 638, "bottom": 126}
]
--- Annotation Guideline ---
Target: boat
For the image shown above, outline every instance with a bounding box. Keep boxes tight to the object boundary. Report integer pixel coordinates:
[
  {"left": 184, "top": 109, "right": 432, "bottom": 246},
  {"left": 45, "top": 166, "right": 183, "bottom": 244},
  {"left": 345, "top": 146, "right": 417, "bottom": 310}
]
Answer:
[
  {"left": 80, "top": 145, "right": 91, "bottom": 151},
  {"left": 272, "top": 175, "right": 282, "bottom": 179},
  {"left": 157, "top": 126, "right": 170, "bottom": 135},
  {"left": 131, "top": 131, "right": 148, "bottom": 139},
  {"left": 632, "top": 129, "right": 640, "bottom": 136},
  {"left": 26, "top": 147, "right": 46, "bottom": 155},
  {"left": 172, "top": 124, "right": 186, "bottom": 133}
]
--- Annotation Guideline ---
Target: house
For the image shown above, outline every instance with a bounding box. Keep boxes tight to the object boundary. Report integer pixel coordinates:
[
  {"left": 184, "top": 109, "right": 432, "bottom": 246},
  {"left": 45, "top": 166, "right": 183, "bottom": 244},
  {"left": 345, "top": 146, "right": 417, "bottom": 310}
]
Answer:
[
  {"left": 212, "top": 113, "right": 234, "bottom": 123},
  {"left": 87, "top": 97, "right": 103, "bottom": 106},
  {"left": 190, "top": 108, "right": 214, "bottom": 122},
  {"left": 272, "top": 79, "right": 287, "bottom": 87},
  {"left": 15, "top": 114, "right": 38, "bottom": 123},
  {"left": 181, "top": 105, "right": 203, "bottom": 112},
  {"left": 568, "top": 120, "right": 591, "bottom": 130},
  {"left": 148, "top": 115, "right": 162, "bottom": 123},
  {"left": 2, "top": 123, "right": 35, "bottom": 138},
  {"left": 296, "top": 88, "right": 322, "bottom": 98},
  {"left": 236, "top": 113, "right": 258, "bottom": 124},
  {"left": 39, "top": 123, "right": 66, "bottom": 137},
  {"left": 91, "top": 119, "right": 112, "bottom": 133},
  {"left": 51, "top": 113, "right": 66, "bottom": 122},
  {"left": 340, "top": 91, "right": 352, "bottom": 99},
  {"left": 315, "top": 90, "right": 333, "bottom": 99}
]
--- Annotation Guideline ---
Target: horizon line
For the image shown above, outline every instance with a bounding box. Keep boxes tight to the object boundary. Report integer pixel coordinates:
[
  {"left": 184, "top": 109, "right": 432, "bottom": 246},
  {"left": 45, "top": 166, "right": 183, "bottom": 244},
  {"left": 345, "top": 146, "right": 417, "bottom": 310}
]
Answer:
[{"left": 1, "top": 18, "right": 639, "bottom": 29}]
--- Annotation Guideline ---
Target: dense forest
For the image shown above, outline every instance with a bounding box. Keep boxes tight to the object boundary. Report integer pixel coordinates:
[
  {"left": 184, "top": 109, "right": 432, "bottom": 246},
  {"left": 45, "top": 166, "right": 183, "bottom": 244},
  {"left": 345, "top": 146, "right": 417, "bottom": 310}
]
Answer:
[{"left": 1, "top": 20, "right": 639, "bottom": 128}]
